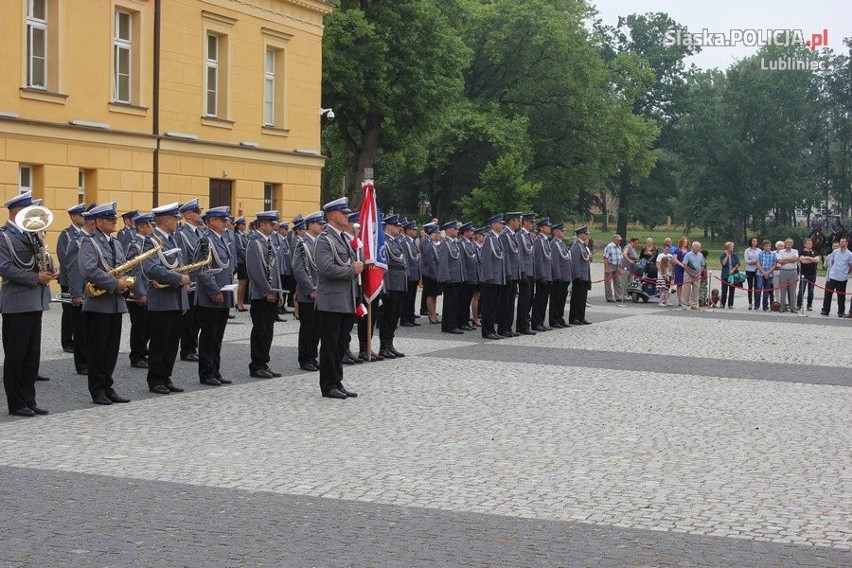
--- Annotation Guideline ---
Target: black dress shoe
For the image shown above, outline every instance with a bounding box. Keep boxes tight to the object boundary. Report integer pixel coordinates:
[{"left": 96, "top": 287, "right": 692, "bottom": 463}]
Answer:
[
  {"left": 300, "top": 363, "right": 319, "bottom": 372},
  {"left": 131, "top": 360, "right": 149, "bottom": 369},
  {"left": 106, "top": 392, "right": 130, "bottom": 403},
  {"left": 77, "top": 368, "right": 89, "bottom": 375},
  {"left": 165, "top": 384, "right": 185, "bottom": 393},
  {"left": 410, "top": 321, "right": 421, "bottom": 326},
  {"left": 322, "top": 388, "right": 348, "bottom": 399},
  {"left": 342, "top": 355, "right": 356, "bottom": 365},
  {"left": 461, "top": 324, "right": 475, "bottom": 331},
  {"left": 580, "top": 320, "right": 592, "bottom": 325},
  {"left": 29, "top": 406, "right": 49, "bottom": 415},
  {"left": 378, "top": 349, "right": 396, "bottom": 359},
  {"left": 498, "top": 333, "right": 514, "bottom": 339},
  {"left": 519, "top": 329, "right": 537, "bottom": 335},
  {"left": 274, "top": 316, "right": 287, "bottom": 323},
  {"left": 36, "top": 375, "right": 50, "bottom": 381},
  {"left": 10, "top": 407, "right": 36, "bottom": 417},
  {"left": 484, "top": 333, "right": 503, "bottom": 340},
  {"left": 443, "top": 329, "right": 464, "bottom": 335},
  {"left": 419, "top": 310, "right": 429, "bottom": 316},
  {"left": 533, "top": 325, "right": 548, "bottom": 332},
  {"left": 388, "top": 346, "right": 405, "bottom": 357},
  {"left": 400, "top": 322, "right": 416, "bottom": 327},
  {"left": 338, "top": 386, "right": 358, "bottom": 398},
  {"left": 569, "top": 320, "right": 582, "bottom": 326},
  {"left": 249, "top": 369, "right": 273, "bottom": 379},
  {"left": 92, "top": 394, "right": 112, "bottom": 405},
  {"left": 215, "top": 376, "right": 232, "bottom": 384},
  {"left": 149, "top": 385, "right": 171, "bottom": 395},
  {"left": 266, "top": 369, "right": 283, "bottom": 378},
  {"left": 228, "top": 314, "right": 236, "bottom": 319},
  {"left": 200, "top": 378, "right": 222, "bottom": 386},
  {"left": 63, "top": 345, "right": 75, "bottom": 353},
  {"left": 180, "top": 353, "right": 200, "bottom": 362}
]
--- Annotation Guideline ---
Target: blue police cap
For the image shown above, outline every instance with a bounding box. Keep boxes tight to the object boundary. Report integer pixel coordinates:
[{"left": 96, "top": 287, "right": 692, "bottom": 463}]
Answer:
[
  {"left": 179, "top": 198, "right": 201, "bottom": 213},
  {"left": 5, "top": 191, "right": 33, "bottom": 210},
  {"left": 203, "top": 205, "right": 230, "bottom": 219},
  {"left": 67, "top": 203, "right": 87, "bottom": 216},
  {"left": 552, "top": 223, "right": 565, "bottom": 231},
  {"left": 152, "top": 202, "right": 180, "bottom": 217},
  {"left": 256, "top": 210, "right": 280, "bottom": 222},
  {"left": 132, "top": 212, "right": 154, "bottom": 225},
  {"left": 440, "top": 220, "right": 460, "bottom": 231},
  {"left": 486, "top": 214, "right": 504, "bottom": 225},
  {"left": 458, "top": 223, "right": 474, "bottom": 233},
  {"left": 537, "top": 217, "right": 551, "bottom": 227},
  {"left": 85, "top": 202, "right": 118, "bottom": 220},
  {"left": 574, "top": 225, "right": 589, "bottom": 235},
  {"left": 323, "top": 197, "right": 348, "bottom": 213}
]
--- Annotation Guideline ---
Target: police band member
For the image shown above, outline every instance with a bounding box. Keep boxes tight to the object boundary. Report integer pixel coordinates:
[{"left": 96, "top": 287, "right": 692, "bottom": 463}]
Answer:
[
  {"left": 142, "top": 205, "right": 189, "bottom": 394},
  {"left": 315, "top": 197, "right": 362, "bottom": 399},
  {"left": 437, "top": 220, "right": 466, "bottom": 334},
  {"left": 57, "top": 203, "right": 87, "bottom": 353},
  {"left": 549, "top": 224, "right": 573, "bottom": 328},
  {"left": 458, "top": 223, "right": 479, "bottom": 330},
  {"left": 569, "top": 226, "right": 592, "bottom": 325},
  {"left": 234, "top": 217, "right": 249, "bottom": 311},
  {"left": 378, "top": 215, "right": 406, "bottom": 359},
  {"left": 498, "top": 212, "right": 522, "bottom": 337},
  {"left": 117, "top": 210, "right": 138, "bottom": 249},
  {"left": 246, "top": 211, "right": 284, "bottom": 379},
  {"left": 273, "top": 221, "right": 292, "bottom": 321},
  {"left": 125, "top": 213, "right": 154, "bottom": 369},
  {"left": 79, "top": 202, "right": 132, "bottom": 405},
  {"left": 0, "top": 191, "right": 55, "bottom": 416},
  {"left": 345, "top": 211, "right": 368, "bottom": 363},
  {"left": 420, "top": 223, "right": 442, "bottom": 324},
  {"left": 284, "top": 214, "right": 303, "bottom": 312},
  {"left": 479, "top": 214, "right": 507, "bottom": 339},
  {"left": 516, "top": 213, "right": 537, "bottom": 335},
  {"left": 292, "top": 211, "right": 324, "bottom": 372},
  {"left": 194, "top": 206, "right": 234, "bottom": 386},
  {"left": 531, "top": 218, "right": 553, "bottom": 332},
  {"left": 66, "top": 205, "right": 98, "bottom": 376},
  {"left": 177, "top": 199, "right": 203, "bottom": 362},
  {"left": 399, "top": 221, "right": 421, "bottom": 327}
]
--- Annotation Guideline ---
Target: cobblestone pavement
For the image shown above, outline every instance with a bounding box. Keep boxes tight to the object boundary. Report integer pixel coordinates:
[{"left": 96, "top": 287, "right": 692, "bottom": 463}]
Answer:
[{"left": 0, "top": 268, "right": 849, "bottom": 566}]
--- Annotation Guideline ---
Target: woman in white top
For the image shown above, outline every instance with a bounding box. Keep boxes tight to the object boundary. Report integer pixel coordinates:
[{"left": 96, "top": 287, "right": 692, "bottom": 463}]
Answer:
[{"left": 743, "top": 236, "right": 760, "bottom": 310}]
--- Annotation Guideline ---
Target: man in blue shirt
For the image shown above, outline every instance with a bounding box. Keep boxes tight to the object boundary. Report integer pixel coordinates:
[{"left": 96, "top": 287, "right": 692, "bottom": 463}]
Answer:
[
  {"left": 821, "top": 237, "right": 852, "bottom": 317},
  {"left": 681, "top": 241, "right": 705, "bottom": 310}
]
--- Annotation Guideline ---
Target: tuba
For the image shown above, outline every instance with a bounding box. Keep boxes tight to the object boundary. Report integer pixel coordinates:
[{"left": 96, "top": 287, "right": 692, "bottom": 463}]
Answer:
[
  {"left": 86, "top": 236, "right": 164, "bottom": 297},
  {"left": 150, "top": 242, "right": 214, "bottom": 289},
  {"left": 15, "top": 204, "right": 56, "bottom": 273}
]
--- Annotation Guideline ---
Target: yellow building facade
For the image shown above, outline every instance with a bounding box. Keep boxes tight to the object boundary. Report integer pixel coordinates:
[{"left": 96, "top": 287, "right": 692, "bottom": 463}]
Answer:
[{"left": 0, "top": 0, "right": 331, "bottom": 249}]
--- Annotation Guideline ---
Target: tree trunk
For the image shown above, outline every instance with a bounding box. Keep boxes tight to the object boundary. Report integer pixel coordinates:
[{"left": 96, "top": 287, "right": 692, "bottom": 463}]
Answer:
[
  {"left": 348, "top": 112, "right": 384, "bottom": 207},
  {"left": 601, "top": 190, "right": 609, "bottom": 231}
]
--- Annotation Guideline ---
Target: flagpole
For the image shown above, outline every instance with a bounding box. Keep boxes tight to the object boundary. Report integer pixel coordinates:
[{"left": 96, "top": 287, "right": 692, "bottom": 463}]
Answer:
[{"left": 366, "top": 300, "right": 372, "bottom": 362}]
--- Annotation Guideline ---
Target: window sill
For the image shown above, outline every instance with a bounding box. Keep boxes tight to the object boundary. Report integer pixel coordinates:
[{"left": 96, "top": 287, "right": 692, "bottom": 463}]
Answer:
[
  {"left": 19, "top": 87, "right": 68, "bottom": 104},
  {"left": 262, "top": 125, "right": 290, "bottom": 137},
  {"left": 201, "top": 116, "right": 235, "bottom": 129},
  {"left": 109, "top": 102, "right": 149, "bottom": 117}
]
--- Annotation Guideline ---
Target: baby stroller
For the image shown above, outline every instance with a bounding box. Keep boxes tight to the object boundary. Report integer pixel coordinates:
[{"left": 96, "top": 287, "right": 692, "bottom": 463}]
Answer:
[{"left": 626, "top": 258, "right": 656, "bottom": 303}]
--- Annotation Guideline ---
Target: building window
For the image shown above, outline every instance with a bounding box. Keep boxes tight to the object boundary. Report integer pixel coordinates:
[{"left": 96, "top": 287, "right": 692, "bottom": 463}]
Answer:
[
  {"left": 263, "top": 49, "right": 275, "bottom": 126},
  {"left": 20, "top": 165, "right": 33, "bottom": 194},
  {"left": 261, "top": 35, "right": 289, "bottom": 130},
  {"left": 78, "top": 170, "right": 85, "bottom": 203},
  {"left": 26, "top": 0, "right": 48, "bottom": 89},
  {"left": 263, "top": 183, "right": 279, "bottom": 211},
  {"left": 205, "top": 34, "right": 219, "bottom": 116},
  {"left": 114, "top": 10, "right": 132, "bottom": 103}
]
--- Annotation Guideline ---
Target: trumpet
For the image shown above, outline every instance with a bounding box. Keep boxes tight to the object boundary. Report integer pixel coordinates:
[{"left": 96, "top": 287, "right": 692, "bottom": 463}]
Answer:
[
  {"left": 15, "top": 204, "right": 56, "bottom": 273},
  {"left": 86, "top": 237, "right": 164, "bottom": 298},
  {"left": 151, "top": 243, "right": 213, "bottom": 289}
]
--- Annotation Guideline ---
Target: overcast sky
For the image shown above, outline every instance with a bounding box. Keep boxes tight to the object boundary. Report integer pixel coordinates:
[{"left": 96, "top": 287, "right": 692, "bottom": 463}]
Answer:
[{"left": 590, "top": 0, "right": 851, "bottom": 70}]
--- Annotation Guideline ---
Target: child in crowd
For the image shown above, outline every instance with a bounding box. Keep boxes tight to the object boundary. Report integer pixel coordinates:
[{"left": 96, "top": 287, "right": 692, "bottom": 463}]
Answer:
[
  {"left": 657, "top": 256, "right": 671, "bottom": 306},
  {"left": 710, "top": 288, "right": 721, "bottom": 308}
]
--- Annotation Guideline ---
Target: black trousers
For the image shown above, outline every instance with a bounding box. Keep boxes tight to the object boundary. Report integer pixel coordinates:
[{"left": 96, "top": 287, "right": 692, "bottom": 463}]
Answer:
[
  {"left": 441, "top": 282, "right": 461, "bottom": 332},
  {"left": 284, "top": 275, "right": 297, "bottom": 308},
  {"left": 146, "top": 310, "right": 181, "bottom": 388},
  {"left": 720, "top": 281, "right": 736, "bottom": 307},
  {"left": 549, "top": 280, "right": 569, "bottom": 325},
  {"left": 480, "top": 283, "right": 501, "bottom": 336},
  {"left": 516, "top": 276, "right": 534, "bottom": 332},
  {"left": 822, "top": 278, "right": 848, "bottom": 315},
  {"left": 127, "top": 300, "right": 150, "bottom": 364},
  {"left": 460, "top": 283, "right": 475, "bottom": 325},
  {"left": 401, "top": 280, "right": 418, "bottom": 324},
  {"left": 797, "top": 273, "right": 816, "bottom": 308},
  {"left": 60, "top": 285, "right": 73, "bottom": 349},
  {"left": 379, "top": 290, "right": 404, "bottom": 342},
  {"left": 569, "top": 279, "right": 590, "bottom": 322},
  {"left": 532, "top": 279, "right": 551, "bottom": 327},
  {"left": 318, "top": 310, "right": 355, "bottom": 394},
  {"left": 497, "top": 280, "right": 518, "bottom": 335},
  {"left": 198, "top": 306, "right": 228, "bottom": 380},
  {"left": 86, "top": 312, "right": 122, "bottom": 398},
  {"left": 2, "top": 312, "right": 41, "bottom": 412},
  {"left": 419, "top": 280, "right": 429, "bottom": 314},
  {"left": 249, "top": 299, "right": 277, "bottom": 372},
  {"left": 297, "top": 301, "right": 320, "bottom": 365},
  {"left": 180, "top": 291, "right": 200, "bottom": 357},
  {"left": 358, "top": 298, "right": 380, "bottom": 352},
  {"left": 71, "top": 304, "right": 88, "bottom": 373}
]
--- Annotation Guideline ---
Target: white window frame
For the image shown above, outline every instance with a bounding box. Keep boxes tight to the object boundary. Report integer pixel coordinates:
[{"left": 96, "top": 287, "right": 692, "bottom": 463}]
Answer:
[
  {"left": 114, "top": 10, "right": 132, "bottom": 103},
  {"left": 263, "top": 182, "right": 276, "bottom": 211},
  {"left": 78, "top": 170, "right": 86, "bottom": 203},
  {"left": 205, "top": 33, "right": 219, "bottom": 117},
  {"left": 26, "top": 0, "right": 48, "bottom": 89},
  {"left": 20, "top": 165, "right": 33, "bottom": 194},
  {"left": 263, "top": 49, "right": 275, "bottom": 126}
]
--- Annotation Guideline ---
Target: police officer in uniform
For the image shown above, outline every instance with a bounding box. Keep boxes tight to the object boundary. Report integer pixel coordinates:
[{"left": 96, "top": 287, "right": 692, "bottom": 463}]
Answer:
[
  {"left": 549, "top": 224, "right": 573, "bottom": 328},
  {"left": 315, "top": 198, "right": 362, "bottom": 398},
  {"left": 516, "top": 213, "right": 537, "bottom": 335},
  {"left": 498, "top": 212, "right": 522, "bottom": 337},
  {"left": 234, "top": 217, "right": 249, "bottom": 311},
  {"left": 57, "top": 203, "right": 86, "bottom": 352},
  {"left": 117, "top": 210, "right": 138, "bottom": 249},
  {"left": 246, "top": 211, "right": 284, "bottom": 378},
  {"left": 437, "top": 220, "right": 466, "bottom": 334},
  {"left": 273, "top": 221, "right": 292, "bottom": 321},
  {"left": 194, "top": 206, "right": 234, "bottom": 386},
  {"left": 458, "top": 223, "right": 479, "bottom": 330},
  {"left": 531, "top": 218, "right": 553, "bottom": 332},
  {"left": 177, "top": 199, "right": 203, "bottom": 361},
  {"left": 78, "top": 202, "right": 132, "bottom": 405},
  {"left": 292, "top": 211, "right": 324, "bottom": 372},
  {"left": 399, "top": 221, "right": 421, "bottom": 327},
  {"left": 377, "top": 215, "right": 407, "bottom": 358},
  {"left": 479, "top": 214, "right": 507, "bottom": 340},
  {"left": 66, "top": 206, "right": 98, "bottom": 376},
  {"left": 0, "top": 191, "right": 55, "bottom": 416},
  {"left": 125, "top": 213, "right": 154, "bottom": 369},
  {"left": 569, "top": 226, "right": 592, "bottom": 325}
]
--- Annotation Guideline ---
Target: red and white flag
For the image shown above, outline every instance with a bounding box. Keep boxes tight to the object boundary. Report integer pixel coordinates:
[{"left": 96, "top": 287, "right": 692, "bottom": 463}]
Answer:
[{"left": 357, "top": 180, "right": 387, "bottom": 302}]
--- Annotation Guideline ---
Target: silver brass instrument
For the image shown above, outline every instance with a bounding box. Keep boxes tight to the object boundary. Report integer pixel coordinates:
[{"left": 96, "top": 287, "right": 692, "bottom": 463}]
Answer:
[{"left": 15, "top": 204, "right": 56, "bottom": 272}]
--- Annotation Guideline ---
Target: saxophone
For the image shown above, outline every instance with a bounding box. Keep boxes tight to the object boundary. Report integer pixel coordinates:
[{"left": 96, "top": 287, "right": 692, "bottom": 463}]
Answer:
[
  {"left": 86, "top": 237, "right": 164, "bottom": 298},
  {"left": 151, "top": 243, "right": 213, "bottom": 289}
]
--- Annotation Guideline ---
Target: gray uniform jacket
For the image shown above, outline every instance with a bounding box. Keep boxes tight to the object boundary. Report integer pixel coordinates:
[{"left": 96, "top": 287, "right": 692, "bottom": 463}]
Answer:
[
  {"left": 246, "top": 232, "right": 282, "bottom": 301},
  {"left": 0, "top": 221, "right": 51, "bottom": 313},
  {"left": 178, "top": 224, "right": 201, "bottom": 284},
  {"left": 479, "top": 231, "right": 507, "bottom": 286},
  {"left": 403, "top": 236, "right": 421, "bottom": 281},
  {"left": 533, "top": 233, "right": 553, "bottom": 281},
  {"left": 552, "top": 238, "right": 573, "bottom": 282},
  {"left": 66, "top": 231, "right": 90, "bottom": 299},
  {"left": 570, "top": 238, "right": 592, "bottom": 281},
  {"left": 292, "top": 234, "right": 319, "bottom": 303},
  {"left": 195, "top": 229, "right": 234, "bottom": 309},
  {"left": 272, "top": 232, "right": 292, "bottom": 276},
  {"left": 438, "top": 237, "right": 465, "bottom": 283},
  {"left": 80, "top": 230, "right": 129, "bottom": 314},
  {"left": 499, "top": 229, "right": 522, "bottom": 281},
  {"left": 314, "top": 227, "right": 358, "bottom": 314},
  {"left": 460, "top": 237, "right": 479, "bottom": 285},
  {"left": 223, "top": 228, "right": 237, "bottom": 274},
  {"left": 125, "top": 233, "right": 150, "bottom": 299},
  {"left": 117, "top": 227, "right": 135, "bottom": 250},
  {"left": 142, "top": 229, "right": 189, "bottom": 311},
  {"left": 57, "top": 224, "right": 80, "bottom": 287},
  {"left": 519, "top": 229, "right": 535, "bottom": 278},
  {"left": 419, "top": 236, "right": 434, "bottom": 279},
  {"left": 383, "top": 233, "right": 408, "bottom": 292},
  {"left": 236, "top": 231, "right": 248, "bottom": 267}
]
